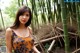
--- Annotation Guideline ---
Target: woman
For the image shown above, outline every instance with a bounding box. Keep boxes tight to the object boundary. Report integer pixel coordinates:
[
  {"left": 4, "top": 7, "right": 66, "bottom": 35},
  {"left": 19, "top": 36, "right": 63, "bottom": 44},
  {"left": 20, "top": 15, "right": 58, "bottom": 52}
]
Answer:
[{"left": 6, "top": 6, "right": 40, "bottom": 53}]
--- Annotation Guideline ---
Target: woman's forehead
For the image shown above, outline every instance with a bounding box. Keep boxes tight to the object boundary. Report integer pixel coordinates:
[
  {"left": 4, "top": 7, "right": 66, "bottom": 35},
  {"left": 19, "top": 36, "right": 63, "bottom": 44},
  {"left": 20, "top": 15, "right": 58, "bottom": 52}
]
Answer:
[{"left": 23, "top": 11, "right": 30, "bottom": 15}]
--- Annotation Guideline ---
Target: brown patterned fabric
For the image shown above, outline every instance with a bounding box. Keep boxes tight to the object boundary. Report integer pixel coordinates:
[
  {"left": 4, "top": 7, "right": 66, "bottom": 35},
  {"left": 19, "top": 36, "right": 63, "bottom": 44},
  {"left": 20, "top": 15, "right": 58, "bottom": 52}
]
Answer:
[{"left": 11, "top": 31, "right": 34, "bottom": 53}]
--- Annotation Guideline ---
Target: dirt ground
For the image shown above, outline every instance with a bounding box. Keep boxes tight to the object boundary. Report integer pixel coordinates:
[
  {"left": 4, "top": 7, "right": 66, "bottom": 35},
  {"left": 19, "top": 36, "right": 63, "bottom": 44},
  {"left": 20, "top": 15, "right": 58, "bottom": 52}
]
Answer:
[{"left": 0, "top": 23, "right": 80, "bottom": 53}]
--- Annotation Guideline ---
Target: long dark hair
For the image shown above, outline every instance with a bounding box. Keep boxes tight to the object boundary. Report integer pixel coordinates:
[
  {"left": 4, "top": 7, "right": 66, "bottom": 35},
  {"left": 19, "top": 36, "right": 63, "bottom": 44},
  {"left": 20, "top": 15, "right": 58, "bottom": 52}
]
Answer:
[{"left": 10, "top": 6, "right": 32, "bottom": 29}]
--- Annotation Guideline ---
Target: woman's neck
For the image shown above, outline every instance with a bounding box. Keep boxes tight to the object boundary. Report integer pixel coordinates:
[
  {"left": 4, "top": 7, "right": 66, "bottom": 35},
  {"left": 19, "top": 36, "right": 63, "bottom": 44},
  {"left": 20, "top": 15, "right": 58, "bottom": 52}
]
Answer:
[{"left": 18, "top": 24, "right": 27, "bottom": 29}]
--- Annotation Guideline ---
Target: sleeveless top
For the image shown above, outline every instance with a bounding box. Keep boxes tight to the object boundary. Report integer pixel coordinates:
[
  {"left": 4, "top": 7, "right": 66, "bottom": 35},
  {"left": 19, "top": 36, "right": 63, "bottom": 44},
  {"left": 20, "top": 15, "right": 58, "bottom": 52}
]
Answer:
[{"left": 11, "top": 28, "right": 34, "bottom": 53}]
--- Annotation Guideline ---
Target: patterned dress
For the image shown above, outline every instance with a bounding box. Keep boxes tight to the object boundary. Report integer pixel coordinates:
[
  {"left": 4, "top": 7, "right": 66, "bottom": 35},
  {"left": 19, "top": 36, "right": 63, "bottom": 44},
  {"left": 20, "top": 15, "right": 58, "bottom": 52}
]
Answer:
[{"left": 11, "top": 30, "right": 34, "bottom": 53}]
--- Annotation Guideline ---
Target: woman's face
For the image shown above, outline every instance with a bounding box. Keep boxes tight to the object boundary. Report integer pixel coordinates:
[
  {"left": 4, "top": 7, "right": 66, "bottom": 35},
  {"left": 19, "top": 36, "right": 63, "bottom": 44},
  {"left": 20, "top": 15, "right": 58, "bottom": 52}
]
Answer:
[{"left": 19, "top": 11, "right": 30, "bottom": 25}]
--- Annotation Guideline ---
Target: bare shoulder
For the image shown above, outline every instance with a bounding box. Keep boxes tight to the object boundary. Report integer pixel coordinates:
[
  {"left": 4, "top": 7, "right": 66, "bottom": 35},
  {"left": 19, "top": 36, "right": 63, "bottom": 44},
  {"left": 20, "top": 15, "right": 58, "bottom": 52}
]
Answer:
[
  {"left": 6, "top": 27, "right": 12, "bottom": 36},
  {"left": 6, "top": 27, "right": 12, "bottom": 32}
]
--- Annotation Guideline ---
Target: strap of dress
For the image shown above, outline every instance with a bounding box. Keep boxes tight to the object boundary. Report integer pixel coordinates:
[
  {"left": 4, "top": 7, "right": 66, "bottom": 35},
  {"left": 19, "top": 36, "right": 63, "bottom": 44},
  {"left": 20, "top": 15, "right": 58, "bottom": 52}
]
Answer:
[
  {"left": 28, "top": 27, "right": 35, "bottom": 39},
  {"left": 28, "top": 27, "right": 32, "bottom": 35}
]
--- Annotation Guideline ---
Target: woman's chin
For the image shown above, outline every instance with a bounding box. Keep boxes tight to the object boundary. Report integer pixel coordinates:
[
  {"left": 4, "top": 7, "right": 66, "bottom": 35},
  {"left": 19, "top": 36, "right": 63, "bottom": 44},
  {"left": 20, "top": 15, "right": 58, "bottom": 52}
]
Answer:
[{"left": 21, "top": 22, "right": 26, "bottom": 25}]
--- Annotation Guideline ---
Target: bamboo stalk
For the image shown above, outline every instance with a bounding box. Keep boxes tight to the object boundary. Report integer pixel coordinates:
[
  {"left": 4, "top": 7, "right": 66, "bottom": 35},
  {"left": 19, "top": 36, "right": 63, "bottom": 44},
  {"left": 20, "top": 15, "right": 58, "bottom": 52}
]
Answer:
[
  {"left": 72, "top": 48, "right": 80, "bottom": 53},
  {"left": 75, "top": 36, "right": 77, "bottom": 53},
  {"left": 18, "top": 0, "right": 20, "bottom": 7},
  {"left": 21, "top": 0, "right": 24, "bottom": 5},
  {"left": 47, "top": 40, "right": 56, "bottom": 52},
  {"left": 54, "top": 28, "right": 63, "bottom": 47},
  {"left": 75, "top": 3, "right": 80, "bottom": 37},
  {"left": 0, "top": 9, "right": 5, "bottom": 30},
  {"left": 34, "top": 35, "right": 63, "bottom": 44},
  {"left": 60, "top": 0, "right": 70, "bottom": 53},
  {"left": 26, "top": 0, "right": 28, "bottom": 6},
  {"left": 35, "top": 36, "right": 45, "bottom": 53},
  {"left": 56, "top": 27, "right": 78, "bottom": 36},
  {"left": 46, "top": 0, "right": 52, "bottom": 23}
]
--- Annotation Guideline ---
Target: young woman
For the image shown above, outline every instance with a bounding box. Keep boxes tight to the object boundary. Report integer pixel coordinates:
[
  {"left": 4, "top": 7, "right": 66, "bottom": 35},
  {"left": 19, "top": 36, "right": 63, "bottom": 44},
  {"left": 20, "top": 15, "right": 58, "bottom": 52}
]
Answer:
[{"left": 6, "top": 6, "right": 40, "bottom": 53}]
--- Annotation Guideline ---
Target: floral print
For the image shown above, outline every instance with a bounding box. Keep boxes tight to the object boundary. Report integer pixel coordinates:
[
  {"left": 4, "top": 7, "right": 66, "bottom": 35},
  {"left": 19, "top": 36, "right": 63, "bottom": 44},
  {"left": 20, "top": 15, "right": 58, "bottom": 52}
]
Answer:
[{"left": 12, "top": 31, "right": 34, "bottom": 53}]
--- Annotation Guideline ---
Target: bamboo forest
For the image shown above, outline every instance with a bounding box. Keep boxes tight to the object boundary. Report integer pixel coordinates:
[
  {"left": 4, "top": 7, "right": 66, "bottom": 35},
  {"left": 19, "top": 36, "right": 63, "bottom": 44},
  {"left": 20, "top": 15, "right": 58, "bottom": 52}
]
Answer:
[{"left": 0, "top": 0, "right": 80, "bottom": 53}]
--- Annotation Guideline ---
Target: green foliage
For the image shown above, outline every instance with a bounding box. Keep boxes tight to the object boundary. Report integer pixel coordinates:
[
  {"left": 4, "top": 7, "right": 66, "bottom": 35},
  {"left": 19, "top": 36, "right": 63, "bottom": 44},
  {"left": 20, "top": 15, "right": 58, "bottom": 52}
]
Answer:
[
  {"left": 0, "top": 0, "right": 20, "bottom": 28},
  {"left": 45, "top": 43, "right": 50, "bottom": 49},
  {"left": 4, "top": 0, "right": 19, "bottom": 18}
]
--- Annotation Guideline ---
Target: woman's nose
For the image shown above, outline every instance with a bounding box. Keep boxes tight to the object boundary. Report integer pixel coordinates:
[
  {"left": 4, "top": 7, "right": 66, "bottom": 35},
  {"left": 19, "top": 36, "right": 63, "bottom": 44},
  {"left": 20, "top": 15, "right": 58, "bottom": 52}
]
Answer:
[{"left": 23, "top": 15, "right": 26, "bottom": 18}]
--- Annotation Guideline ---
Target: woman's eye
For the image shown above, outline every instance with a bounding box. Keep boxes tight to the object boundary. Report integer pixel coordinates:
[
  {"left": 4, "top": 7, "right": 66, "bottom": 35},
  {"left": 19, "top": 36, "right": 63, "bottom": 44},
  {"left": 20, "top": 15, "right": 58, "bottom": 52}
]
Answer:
[{"left": 26, "top": 14, "right": 29, "bottom": 16}]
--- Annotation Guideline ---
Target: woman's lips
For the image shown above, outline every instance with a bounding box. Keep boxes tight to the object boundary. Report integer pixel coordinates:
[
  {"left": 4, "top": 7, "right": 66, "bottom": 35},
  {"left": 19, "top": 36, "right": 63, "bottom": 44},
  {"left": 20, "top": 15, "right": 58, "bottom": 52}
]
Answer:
[{"left": 22, "top": 20, "right": 26, "bottom": 22}]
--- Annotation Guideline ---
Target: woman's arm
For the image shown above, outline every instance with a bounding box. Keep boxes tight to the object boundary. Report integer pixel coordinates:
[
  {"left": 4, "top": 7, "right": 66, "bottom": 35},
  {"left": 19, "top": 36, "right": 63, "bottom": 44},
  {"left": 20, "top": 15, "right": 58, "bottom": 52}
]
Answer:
[
  {"left": 5, "top": 28, "right": 12, "bottom": 53},
  {"left": 28, "top": 27, "right": 41, "bottom": 53}
]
